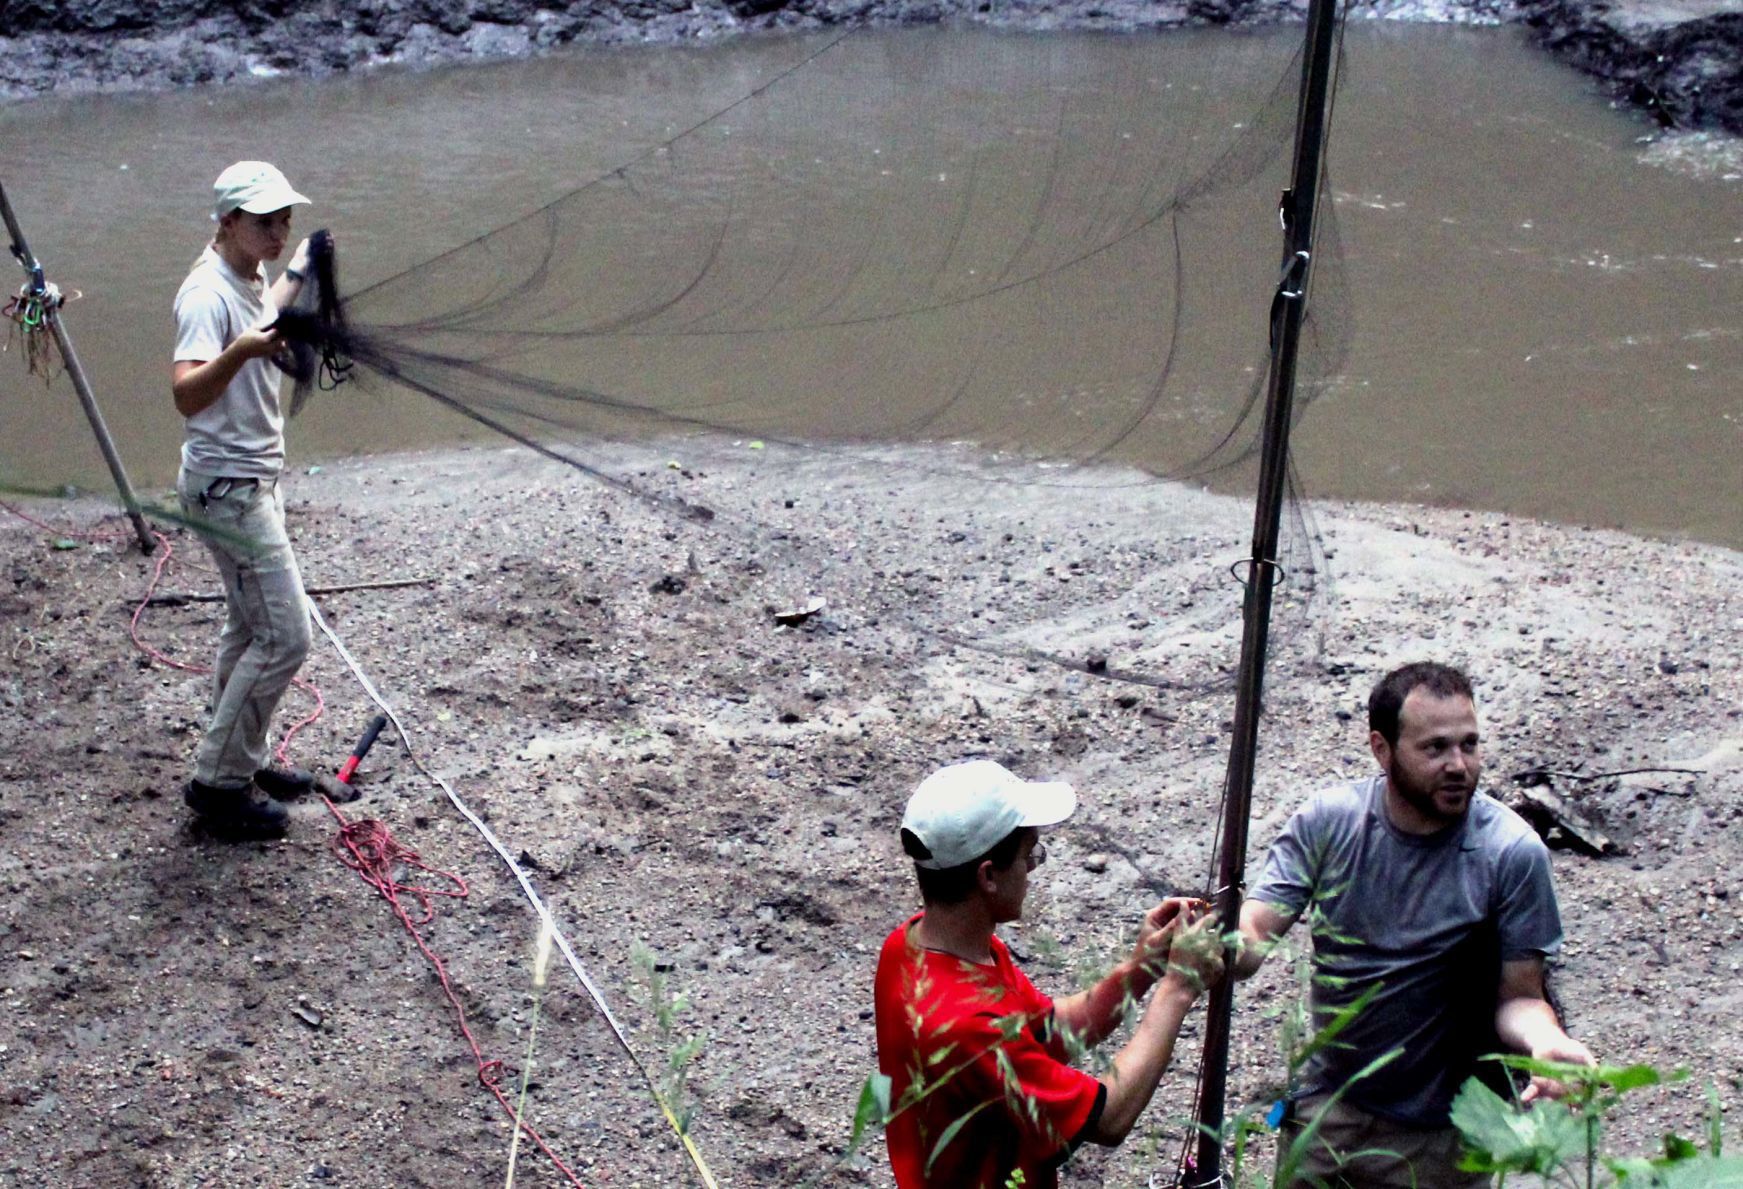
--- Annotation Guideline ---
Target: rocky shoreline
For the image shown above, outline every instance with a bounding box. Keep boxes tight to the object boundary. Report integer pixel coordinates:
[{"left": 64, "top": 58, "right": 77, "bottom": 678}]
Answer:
[{"left": 2, "top": 0, "right": 1739, "bottom": 134}]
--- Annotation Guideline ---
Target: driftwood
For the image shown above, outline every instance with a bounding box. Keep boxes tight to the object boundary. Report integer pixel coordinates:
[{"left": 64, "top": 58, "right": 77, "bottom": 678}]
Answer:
[
  {"left": 132, "top": 576, "right": 435, "bottom": 607},
  {"left": 1510, "top": 765, "right": 1704, "bottom": 784},
  {"left": 1511, "top": 784, "right": 1618, "bottom": 858}
]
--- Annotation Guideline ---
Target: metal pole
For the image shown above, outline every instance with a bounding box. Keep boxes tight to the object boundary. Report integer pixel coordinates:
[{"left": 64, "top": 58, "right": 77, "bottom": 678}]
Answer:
[
  {"left": 1189, "top": 0, "right": 1341, "bottom": 1182},
  {"left": 1, "top": 180, "right": 156, "bottom": 554}
]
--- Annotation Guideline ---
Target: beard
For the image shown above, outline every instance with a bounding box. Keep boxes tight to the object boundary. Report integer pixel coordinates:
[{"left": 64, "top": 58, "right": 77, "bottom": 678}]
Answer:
[{"left": 1388, "top": 755, "right": 1475, "bottom": 826}]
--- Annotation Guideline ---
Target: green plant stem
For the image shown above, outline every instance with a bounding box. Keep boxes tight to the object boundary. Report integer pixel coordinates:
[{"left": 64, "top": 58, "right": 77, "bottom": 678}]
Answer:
[{"left": 504, "top": 987, "right": 545, "bottom": 1189}]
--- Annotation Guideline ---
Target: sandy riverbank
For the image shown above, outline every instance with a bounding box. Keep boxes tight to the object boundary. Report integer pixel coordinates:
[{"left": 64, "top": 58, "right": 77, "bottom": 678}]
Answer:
[{"left": 2, "top": 437, "right": 1740, "bottom": 1185}]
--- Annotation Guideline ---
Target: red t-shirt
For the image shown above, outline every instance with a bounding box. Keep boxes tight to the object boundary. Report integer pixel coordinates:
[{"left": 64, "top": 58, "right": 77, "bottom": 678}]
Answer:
[{"left": 874, "top": 914, "right": 1104, "bottom": 1189}]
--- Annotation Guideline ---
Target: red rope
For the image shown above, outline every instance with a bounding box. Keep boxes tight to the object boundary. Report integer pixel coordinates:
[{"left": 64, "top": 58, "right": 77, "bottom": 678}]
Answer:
[
  {"left": 322, "top": 802, "right": 589, "bottom": 1187},
  {"left": 5, "top": 500, "right": 586, "bottom": 1186},
  {"left": 1, "top": 501, "right": 325, "bottom": 761}
]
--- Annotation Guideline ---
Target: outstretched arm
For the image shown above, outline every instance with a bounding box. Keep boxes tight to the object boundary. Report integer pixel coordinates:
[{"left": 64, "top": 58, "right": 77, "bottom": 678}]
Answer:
[
  {"left": 1496, "top": 957, "right": 1593, "bottom": 1102},
  {"left": 1233, "top": 898, "right": 1297, "bottom": 980},
  {"left": 1054, "top": 897, "right": 1200, "bottom": 1049},
  {"left": 1089, "top": 912, "right": 1223, "bottom": 1146}
]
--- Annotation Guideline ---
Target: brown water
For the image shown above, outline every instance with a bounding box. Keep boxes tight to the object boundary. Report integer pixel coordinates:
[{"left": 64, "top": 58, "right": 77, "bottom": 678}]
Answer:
[{"left": 2, "top": 23, "right": 1739, "bottom": 547}]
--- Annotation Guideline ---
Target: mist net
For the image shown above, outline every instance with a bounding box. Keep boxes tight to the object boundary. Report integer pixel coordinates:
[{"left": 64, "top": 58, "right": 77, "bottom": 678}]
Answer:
[
  {"left": 279, "top": 20, "right": 1352, "bottom": 677},
  {"left": 267, "top": 18, "right": 1358, "bottom": 1182}
]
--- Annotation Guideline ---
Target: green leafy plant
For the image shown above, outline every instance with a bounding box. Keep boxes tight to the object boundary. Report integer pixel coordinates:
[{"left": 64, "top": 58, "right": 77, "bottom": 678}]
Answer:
[
  {"left": 1212, "top": 981, "right": 1399, "bottom": 1189},
  {"left": 1451, "top": 1057, "right": 1742, "bottom": 1189},
  {"left": 1205, "top": 898, "right": 1413, "bottom": 1189},
  {"left": 630, "top": 942, "right": 707, "bottom": 1137}
]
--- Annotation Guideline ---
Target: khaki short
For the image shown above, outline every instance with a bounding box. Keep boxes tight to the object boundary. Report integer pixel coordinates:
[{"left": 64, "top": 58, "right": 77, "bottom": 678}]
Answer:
[{"left": 1278, "top": 1093, "right": 1491, "bottom": 1189}]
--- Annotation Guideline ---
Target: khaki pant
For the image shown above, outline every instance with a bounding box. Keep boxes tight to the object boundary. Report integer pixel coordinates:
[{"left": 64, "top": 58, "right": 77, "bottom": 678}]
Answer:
[
  {"left": 178, "top": 468, "right": 311, "bottom": 788},
  {"left": 1280, "top": 1093, "right": 1490, "bottom": 1189}
]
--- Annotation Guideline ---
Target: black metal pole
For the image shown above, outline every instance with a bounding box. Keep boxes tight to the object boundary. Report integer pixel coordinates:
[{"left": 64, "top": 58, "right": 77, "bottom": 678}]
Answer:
[
  {"left": 1189, "top": 0, "right": 1341, "bottom": 1182},
  {"left": 1, "top": 180, "right": 156, "bottom": 554}
]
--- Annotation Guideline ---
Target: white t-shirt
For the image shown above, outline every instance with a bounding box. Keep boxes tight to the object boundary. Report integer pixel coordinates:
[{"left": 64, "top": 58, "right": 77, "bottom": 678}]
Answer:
[{"left": 173, "top": 246, "right": 285, "bottom": 478}]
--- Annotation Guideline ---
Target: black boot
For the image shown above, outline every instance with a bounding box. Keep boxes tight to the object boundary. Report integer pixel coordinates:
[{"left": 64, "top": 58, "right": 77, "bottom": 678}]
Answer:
[
  {"left": 254, "top": 766, "right": 316, "bottom": 800},
  {"left": 183, "top": 780, "right": 289, "bottom": 840}
]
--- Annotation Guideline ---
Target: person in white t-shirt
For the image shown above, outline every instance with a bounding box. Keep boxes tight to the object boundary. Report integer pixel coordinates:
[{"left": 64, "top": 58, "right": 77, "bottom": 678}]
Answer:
[{"left": 171, "top": 160, "right": 321, "bottom": 839}]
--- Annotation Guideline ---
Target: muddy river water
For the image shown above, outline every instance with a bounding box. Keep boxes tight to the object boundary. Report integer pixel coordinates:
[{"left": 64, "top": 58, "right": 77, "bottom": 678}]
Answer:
[{"left": 2, "top": 22, "right": 1739, "bottom": 547}]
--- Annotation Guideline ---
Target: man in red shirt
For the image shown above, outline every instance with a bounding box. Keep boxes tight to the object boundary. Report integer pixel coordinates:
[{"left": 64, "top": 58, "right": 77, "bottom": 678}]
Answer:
[{"left": 874, "top": 759, "right": 1220, "bottom": 1188}]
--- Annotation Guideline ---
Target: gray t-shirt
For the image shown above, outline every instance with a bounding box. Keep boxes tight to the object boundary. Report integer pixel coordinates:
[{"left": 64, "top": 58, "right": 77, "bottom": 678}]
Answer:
[
  {"left": 174, "top": 246, "right": 285, "bottom": 478},
  {"left": 1249, "top": 775, "right": 1562, "bottom": 1126}
]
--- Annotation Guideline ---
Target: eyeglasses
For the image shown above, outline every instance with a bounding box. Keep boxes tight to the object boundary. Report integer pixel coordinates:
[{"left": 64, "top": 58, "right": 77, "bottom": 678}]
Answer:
[{"left": 1025, "top": 842, "right": 1048, "bottom": 872}]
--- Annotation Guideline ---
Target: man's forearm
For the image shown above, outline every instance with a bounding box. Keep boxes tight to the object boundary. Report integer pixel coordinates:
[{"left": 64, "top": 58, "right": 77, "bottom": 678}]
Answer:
[
  {"left": 1093, "top": 976, "right": 1198, "bottom": 1144},
  {"left": 1232, "top": 932, "right": 1268, "bottom": 980},
  {"left": 173, "top": 344, "right": 252, "bottom": 417},
  {"left": 1054, "top": 959, "right": 1157, "bottom": 1050},
  {"left": 1234, "top": 899, "right": 1295, "bottom": 980},
  {"left": 269, "top": 272, "right": 304, "bottom": 310},
  {"left": 1495, "top": 995, "right": 1571, "bottom": 1054}
]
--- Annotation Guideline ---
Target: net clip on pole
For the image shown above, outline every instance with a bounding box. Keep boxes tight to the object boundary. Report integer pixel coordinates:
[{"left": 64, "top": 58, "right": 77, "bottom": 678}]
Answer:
[
  {"left": 1278, "top": 249, "right": 1311, "bottom": 301},
  {"left": 1268, "top": 250, "right": 1311, "bottom": 346},
  {"left": 1227, "top": 557, "right": 1287, "bottom": 591}
]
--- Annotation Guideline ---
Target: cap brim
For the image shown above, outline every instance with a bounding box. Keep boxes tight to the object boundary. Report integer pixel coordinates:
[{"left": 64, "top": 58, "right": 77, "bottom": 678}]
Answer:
[
  {"left": 237, "top": 189, "right": 311, "bottom": 214},
  {"left": 1011, "top": 780, "right": 1075, "bottom": 829}
]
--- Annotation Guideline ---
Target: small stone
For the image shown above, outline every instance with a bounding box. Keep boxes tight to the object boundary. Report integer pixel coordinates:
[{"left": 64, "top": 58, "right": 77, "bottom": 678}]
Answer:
[{"left": 1083, "top": 853, "right": 1110, "bottom": 874}]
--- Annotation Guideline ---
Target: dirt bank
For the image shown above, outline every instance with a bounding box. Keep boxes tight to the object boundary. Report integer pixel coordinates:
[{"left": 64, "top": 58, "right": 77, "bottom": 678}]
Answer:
[
  {"left": 1, "top": 0, "right": 1740, "bottom": 133},
  {"left": 2, "top": 438, "right": 1739, "bottom": 1185}
]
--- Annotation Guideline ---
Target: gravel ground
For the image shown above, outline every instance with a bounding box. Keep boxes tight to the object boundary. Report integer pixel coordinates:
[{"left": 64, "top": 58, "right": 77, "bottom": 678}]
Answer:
[{"left": 2, "top": 436, "right": 1740, "bottom": 1186}]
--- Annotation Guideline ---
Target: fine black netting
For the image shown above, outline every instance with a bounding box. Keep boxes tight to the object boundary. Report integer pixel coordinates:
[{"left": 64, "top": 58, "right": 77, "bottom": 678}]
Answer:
[
  {"left": 266, "top": 20, "right": 1362, "bottom": 1182},
  {"left": 277, "top": 22, "right": 1354, "bottom": 697}
]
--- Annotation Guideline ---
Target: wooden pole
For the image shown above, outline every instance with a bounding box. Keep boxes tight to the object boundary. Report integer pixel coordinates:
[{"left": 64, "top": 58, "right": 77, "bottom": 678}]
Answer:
[{"left": 1, "top": 180, "right": 156, "bottom": 554}]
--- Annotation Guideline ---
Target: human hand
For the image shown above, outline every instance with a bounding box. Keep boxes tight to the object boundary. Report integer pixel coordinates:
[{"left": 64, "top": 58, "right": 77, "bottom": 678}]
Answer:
[
  {"left": 1161, "top": 906, "right": 1224, "bottom": 997},
  {"left": 286, "top": 237, "right": 313, "bottom": 279},
  {"left": 235, "top": 324, "right": 284, "bottom": 360},
  {"left": 1131, "top": 897, "right": 1205, "bottom": 976},
  {"left": 1520, "top": 1035, "right": 1596, "bottom": 1104}
]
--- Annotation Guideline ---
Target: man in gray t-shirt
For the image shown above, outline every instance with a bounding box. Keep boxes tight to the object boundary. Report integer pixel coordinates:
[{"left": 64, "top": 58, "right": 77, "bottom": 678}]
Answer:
[{"left": 1235, "top": 661, "right": 1594, "bottom": 1189}]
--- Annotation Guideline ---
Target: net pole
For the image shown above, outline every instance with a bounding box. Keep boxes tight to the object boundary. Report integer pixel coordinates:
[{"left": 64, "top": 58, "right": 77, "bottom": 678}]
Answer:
[
  {"left": 1187, "top": 0, "right": 1340, "bottom": 1182},
  {"left": 1, "top": 180, "right": 156, "bottom": 554}
]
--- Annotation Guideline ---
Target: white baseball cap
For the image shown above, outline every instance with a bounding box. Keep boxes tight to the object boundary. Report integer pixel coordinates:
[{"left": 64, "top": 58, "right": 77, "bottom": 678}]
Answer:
[
  {"left": 901, "top": 760, "right": 1076, "bottom": 870},
  {"left": 212, "top": 161, "right": 310, "bottom": 221}
]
